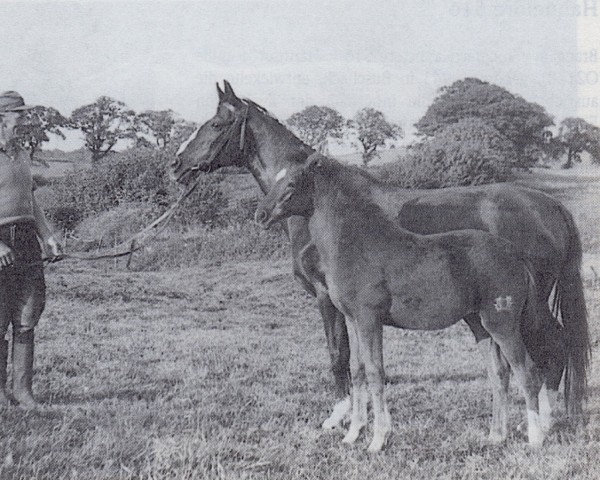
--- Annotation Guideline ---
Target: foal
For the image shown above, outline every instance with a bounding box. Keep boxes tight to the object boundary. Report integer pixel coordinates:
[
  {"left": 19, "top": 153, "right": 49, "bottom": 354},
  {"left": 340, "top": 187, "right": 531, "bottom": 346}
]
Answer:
[{"left": 255, "top": 155, "right": 547, "bottom": 452}]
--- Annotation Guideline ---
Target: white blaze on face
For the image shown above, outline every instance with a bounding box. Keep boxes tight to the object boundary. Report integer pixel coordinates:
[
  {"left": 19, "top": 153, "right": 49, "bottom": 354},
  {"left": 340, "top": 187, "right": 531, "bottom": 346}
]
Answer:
[
  {"left": 223, "top": 102, "right": 236, "bottom": 113},
  {"left": 275, "top": 168, "right": 287, "bottom": 182},
  {"left": 176, "top": 127, "right": 200, "bottom": 156}
]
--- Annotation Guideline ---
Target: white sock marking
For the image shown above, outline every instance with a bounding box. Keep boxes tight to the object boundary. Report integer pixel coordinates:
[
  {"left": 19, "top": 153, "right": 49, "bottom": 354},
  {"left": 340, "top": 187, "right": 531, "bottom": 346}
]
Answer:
[{"left": 322, "top": 396, "right": 351, "bottom": 430}]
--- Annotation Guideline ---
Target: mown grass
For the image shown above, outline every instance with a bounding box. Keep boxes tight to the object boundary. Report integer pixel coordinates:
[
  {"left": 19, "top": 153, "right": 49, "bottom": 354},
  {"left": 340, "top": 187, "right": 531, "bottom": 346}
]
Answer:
[
  {"left": 0, "top": 167, "right": 599, "bottom": 479},
  {"left": 1, "top": 260, "right": 599, "bottom": 479}
]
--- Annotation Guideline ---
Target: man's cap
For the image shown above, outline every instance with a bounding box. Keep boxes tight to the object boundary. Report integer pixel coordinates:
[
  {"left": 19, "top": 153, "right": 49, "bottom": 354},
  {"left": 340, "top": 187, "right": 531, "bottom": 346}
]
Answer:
[{"left": 0, "top": 91, "right": 35, "bottom": 112}]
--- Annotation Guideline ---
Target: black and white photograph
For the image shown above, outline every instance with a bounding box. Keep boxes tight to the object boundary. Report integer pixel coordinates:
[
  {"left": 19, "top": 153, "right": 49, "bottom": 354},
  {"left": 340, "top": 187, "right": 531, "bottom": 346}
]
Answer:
[{"left": 1, "top": 1, "right": 599, "bottom": 478}]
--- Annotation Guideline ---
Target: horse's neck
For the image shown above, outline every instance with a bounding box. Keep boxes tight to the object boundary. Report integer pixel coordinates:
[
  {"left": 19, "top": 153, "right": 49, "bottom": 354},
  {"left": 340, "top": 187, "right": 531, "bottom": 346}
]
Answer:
[{"left": 246, "top": 116, "right": 314, "bottom": 194}]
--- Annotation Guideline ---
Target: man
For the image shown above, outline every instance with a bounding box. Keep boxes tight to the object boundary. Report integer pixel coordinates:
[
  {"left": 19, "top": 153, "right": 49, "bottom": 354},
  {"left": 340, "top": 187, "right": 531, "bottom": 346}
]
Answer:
[{"left": 0, "top": 91, "right": 62, "bottom": 408}]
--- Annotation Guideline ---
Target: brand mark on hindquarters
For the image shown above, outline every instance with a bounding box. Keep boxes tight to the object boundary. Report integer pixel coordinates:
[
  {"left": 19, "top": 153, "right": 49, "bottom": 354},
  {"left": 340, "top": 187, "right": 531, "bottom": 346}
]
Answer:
[{"left": 494, "top": 296, "right": 513, "bottom": 312}]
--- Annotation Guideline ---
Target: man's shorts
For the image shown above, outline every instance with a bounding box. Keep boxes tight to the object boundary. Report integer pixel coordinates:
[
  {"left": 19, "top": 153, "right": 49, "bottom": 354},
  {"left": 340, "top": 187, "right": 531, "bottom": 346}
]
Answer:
[{"left": 0, "top": 221, "right": 46, "bottom": 334}]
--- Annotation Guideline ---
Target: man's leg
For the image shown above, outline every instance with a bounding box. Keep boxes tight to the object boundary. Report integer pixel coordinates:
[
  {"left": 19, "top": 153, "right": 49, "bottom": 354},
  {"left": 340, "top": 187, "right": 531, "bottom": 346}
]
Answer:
[
  {"left": 0, "top": 272, "right": 13, "bottom": 407},
  {"left": 11, "top": 263, "right": 45, "bottom": 408}
]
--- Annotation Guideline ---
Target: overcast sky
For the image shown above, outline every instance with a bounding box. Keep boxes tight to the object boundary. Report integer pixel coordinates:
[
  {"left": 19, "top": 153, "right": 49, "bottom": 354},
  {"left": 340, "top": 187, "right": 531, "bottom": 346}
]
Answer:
[{"left": 0, "top": 0, "right": 591, "bottom": 150}]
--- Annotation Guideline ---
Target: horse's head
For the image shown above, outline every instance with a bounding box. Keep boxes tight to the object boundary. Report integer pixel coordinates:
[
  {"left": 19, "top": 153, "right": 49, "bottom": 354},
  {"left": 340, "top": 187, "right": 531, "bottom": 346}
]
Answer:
[
  {"left": 255, "top": 155, "right": 321, "bottom": 228},
  {"left": 170, "top": 80, "right": 251, "bottom": 185}
]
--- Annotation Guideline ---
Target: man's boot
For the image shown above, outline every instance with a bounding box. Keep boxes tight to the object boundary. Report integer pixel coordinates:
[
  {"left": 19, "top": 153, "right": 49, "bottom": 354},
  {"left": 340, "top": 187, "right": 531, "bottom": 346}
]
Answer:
[
  {"left": 0, "top": 339, "right": 9, "bottom": 406},
  {"left": 12, "top": 330, "right": 37, "bottom": 408}
]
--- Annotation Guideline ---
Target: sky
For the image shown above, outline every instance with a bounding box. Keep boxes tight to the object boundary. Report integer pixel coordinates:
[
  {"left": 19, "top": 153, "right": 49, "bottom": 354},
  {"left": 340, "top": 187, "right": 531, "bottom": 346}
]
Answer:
[{"left": 1, "top": 0, "right": 596, "bottom": 151}]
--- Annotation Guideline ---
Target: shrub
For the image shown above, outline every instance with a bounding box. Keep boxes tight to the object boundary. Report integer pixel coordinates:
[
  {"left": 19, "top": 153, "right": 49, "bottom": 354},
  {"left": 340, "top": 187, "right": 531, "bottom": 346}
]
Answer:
[
  {"left": 376, "top": 118, "right": 515, "bottom": 188},
  {"left": 71, "top": 202, "right": 161, "bottom": 249},
  {"left": 43, "top": 147, "right": 226, "bottom": 231},
  {"left": 132, "top": 221, "right": 289, "bottom": 271}
]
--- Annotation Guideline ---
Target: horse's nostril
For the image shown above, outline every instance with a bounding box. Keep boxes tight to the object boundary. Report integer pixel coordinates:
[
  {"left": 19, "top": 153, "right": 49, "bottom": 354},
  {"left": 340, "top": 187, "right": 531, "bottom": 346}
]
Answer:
[
  {"left": 255, "top": 209, "right": 268, "bottom": 224},
  {"left": 171, "top": 158, "right": 180, "bottom": 169}
]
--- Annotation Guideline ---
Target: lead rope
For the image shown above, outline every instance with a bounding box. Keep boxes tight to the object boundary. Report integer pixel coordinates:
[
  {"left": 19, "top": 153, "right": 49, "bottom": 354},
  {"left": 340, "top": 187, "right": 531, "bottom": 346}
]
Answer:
[{"left": 21, "top": 106, "right": 250, "bottom": 268}]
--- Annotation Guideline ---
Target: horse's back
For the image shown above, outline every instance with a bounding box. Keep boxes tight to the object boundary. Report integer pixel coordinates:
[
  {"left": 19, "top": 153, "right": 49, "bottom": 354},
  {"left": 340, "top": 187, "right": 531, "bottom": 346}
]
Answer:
[{"left": 394, "top": 183, "right": 570, "bottom": 265}]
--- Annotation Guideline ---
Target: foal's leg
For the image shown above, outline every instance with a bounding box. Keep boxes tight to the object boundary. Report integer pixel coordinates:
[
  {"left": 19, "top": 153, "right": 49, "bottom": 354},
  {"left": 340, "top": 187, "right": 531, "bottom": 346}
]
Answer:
[
  {"left": 318, "top": 292, "right": 352, "bottom": 430},
  {"left": 479, "top": 338, "right": 510, "bottom": 443},
  {"left": 298, "top": 244, "right": 352, "bottom": 429},
  {"left": 481, "top": 310, "right": 544, "bottom": 446},
  {"left": 357, "top": 310, "right": 391, "bottom": 453},
  {"left": 342, "top": 317, "right": 368, "bottom": 445}
]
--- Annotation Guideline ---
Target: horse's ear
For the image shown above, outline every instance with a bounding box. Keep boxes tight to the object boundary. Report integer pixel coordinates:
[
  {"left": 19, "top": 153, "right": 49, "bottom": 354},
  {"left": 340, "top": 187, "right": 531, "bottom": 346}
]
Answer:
[
  {"left": 216, "top": 82, "right": 225, "bottom": 100},
  {"left": 223, "top": 80, "right": 237, "bottom": 99}
]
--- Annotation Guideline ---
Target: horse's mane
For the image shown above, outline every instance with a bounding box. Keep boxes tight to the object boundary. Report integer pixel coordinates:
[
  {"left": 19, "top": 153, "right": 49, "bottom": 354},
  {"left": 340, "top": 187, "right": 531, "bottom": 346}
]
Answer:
[
  {"left": 242, "top": 98, "right": 314, "bottom": 164},
  {"left": 241, "top": 98, "right": 277, "bottom": 120}
]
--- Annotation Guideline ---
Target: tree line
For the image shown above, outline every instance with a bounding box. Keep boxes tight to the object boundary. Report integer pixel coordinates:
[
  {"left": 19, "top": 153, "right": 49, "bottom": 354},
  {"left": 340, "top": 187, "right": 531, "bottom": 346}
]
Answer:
[
  {"left": 15, "top": 78, "right": 600, "bottom": 177},
  {"left": 14, "top": 97, "right": 199, "bottom": 164},
  {"left": 285, "top": 78, "right": 600, "bottom": 175}
]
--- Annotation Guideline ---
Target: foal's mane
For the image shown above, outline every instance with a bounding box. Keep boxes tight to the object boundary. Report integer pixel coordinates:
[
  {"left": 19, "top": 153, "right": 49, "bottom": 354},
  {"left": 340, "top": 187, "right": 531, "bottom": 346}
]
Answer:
[{"left": 312, "top": 156, "right": 395, "bottom": 228}]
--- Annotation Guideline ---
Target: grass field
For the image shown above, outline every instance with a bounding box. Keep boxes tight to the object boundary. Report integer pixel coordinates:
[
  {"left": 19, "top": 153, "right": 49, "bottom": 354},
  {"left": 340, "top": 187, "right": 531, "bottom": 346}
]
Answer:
[{"left": 1, "top": 167, "right": 600, "bottom": 479}]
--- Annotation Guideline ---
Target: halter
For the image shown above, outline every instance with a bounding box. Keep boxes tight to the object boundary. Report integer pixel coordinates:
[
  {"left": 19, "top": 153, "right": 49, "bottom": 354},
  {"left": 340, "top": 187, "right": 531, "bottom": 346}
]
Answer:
[{"left": 188, "top": 102, "right": 250, "bottom": 175}]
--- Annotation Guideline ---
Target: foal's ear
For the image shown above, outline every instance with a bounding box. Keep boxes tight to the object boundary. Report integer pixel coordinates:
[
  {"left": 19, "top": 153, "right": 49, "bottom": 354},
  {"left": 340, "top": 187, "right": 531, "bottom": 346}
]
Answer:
[
  {"left": 305, "top": 158, "right": 322, "bottom": 177},
  {"left": 216, "top": 82, "right": 225, "bottom": 101},
  {"left": 308, "top": 154, "right": 325, "bottom": 171}
]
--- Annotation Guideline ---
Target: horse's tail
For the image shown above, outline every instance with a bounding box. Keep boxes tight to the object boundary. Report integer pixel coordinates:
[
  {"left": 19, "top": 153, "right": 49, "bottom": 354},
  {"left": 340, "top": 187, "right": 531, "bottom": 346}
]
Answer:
[
  {"left": 522, "top": 260, "right": 542, "bottom": 339},
  {"left": 554, "top": 205, "right": 590, "bottom": 418}
]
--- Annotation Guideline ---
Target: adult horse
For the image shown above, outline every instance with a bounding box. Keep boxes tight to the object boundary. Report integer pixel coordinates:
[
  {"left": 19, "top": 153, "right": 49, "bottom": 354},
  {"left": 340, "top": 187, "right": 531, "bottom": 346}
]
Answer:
[
  {"left": 255, "top": 154, "right": 550, "bottom": 451},
  {"left": 170, "top": 81, "right": 589, "bottom": 427}
]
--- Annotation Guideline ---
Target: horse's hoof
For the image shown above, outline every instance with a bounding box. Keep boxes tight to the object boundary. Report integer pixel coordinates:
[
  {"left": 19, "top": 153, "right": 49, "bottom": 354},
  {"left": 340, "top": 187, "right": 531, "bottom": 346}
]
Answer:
[
  {"left": 540, "top": 415, "right": 555, "bottom": 434},
  {"left": 528, "top": 432, "right": 545, "bottom": 448},
  {"left": 528, "top": 438, "right": 544, "bottom": 448},
  {"left": 321, "top": 397, "right": 351, "bottom": 430},
  {"left": 487, "top": 432, "right": 506, "bottom": 445}
]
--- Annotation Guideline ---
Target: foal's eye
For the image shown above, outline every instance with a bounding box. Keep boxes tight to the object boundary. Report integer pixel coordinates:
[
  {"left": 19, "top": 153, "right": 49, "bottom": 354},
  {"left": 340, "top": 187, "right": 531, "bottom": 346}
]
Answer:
[{"left": 211, "top": 122, "right": 220, "bottom": 128}]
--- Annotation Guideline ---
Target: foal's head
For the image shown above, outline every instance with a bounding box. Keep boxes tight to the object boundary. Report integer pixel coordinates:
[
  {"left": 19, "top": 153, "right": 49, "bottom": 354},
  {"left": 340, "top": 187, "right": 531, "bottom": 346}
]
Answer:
[{"left": 255, "top": 156, "right": 320, "bottom": 228}]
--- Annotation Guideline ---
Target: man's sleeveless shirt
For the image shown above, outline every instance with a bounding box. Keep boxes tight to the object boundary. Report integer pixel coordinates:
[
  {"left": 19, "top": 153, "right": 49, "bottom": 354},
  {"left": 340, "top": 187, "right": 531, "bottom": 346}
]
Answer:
[{"left": 0, "top": 148, "right": 35, "bottom": 226}]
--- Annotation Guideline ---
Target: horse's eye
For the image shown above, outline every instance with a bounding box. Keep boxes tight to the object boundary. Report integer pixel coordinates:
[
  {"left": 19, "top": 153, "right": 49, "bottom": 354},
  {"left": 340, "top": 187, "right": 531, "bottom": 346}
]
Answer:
[{"left": 211, "top": 122, "right": 220, "bottom": 128}]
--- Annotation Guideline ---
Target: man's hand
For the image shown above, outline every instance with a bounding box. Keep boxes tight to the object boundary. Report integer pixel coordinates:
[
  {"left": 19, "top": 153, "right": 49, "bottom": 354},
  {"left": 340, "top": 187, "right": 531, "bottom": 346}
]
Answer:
[
  {"left": 0, "top": 241, "right": 14, "bottom": 269},
  {"left": 44, "top": 236, "right": 64, "bottom": 262}
]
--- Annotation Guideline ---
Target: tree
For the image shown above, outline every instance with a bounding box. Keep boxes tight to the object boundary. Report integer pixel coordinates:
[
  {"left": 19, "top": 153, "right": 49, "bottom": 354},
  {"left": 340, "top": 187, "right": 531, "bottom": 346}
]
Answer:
[
  {"left": 286, "top": 106, "right": 346, "bottom": 151},
  {"left": 557, "top": 117, "right": 600, "bottom": 168},
  {"left": 170, "top": 119, "right": 199, "bottom": 153},
  {"left": 137, "top": 110, "right": 176, "bottom": 149},
  {"left": 415, "top": 78, "right": 554, "bottom": 169},
  {"left": 70, "top": 96, "right": 137, "bottom": 163},
  {"left": 14, "top": 106, "right": 69, "bottom": 164},
  {"left": 351, "top": 108, "right": 403, "bottom": 165}
]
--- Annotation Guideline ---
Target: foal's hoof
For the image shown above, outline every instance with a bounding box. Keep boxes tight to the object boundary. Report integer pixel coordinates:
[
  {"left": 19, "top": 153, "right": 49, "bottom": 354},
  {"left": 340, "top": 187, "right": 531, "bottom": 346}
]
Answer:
[
  {"left": 342, "top": 426, "right": 362, "bottom": 445},
  {"left": 367, "top": 435, "right": 387, "bottom": 453},
  {"left": 322, "top": 417, "right": 340, "bottom": 430}
]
